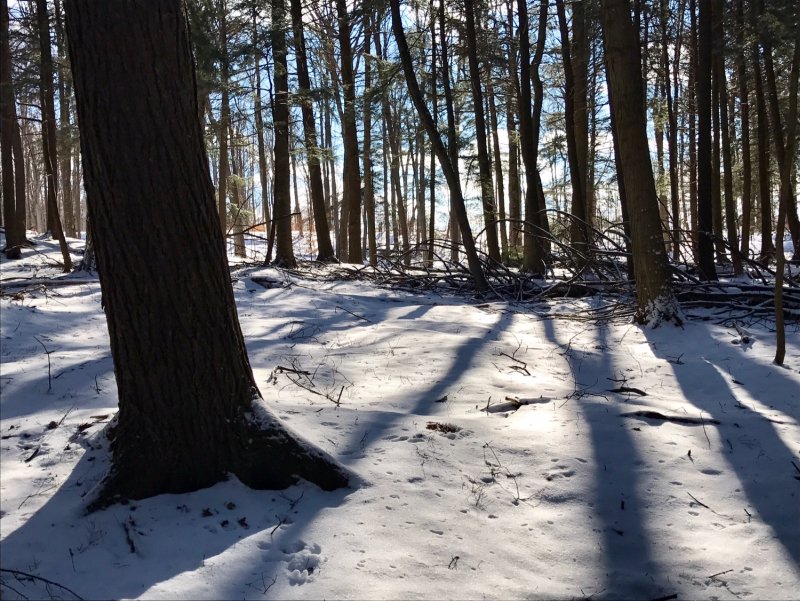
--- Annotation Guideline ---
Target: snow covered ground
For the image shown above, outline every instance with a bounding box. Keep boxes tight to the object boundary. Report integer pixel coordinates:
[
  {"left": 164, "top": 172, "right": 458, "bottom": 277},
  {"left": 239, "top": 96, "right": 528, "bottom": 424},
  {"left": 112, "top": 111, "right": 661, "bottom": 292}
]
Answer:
[{"left": 1, "top": 234, "right": 799, "bottom": 600}]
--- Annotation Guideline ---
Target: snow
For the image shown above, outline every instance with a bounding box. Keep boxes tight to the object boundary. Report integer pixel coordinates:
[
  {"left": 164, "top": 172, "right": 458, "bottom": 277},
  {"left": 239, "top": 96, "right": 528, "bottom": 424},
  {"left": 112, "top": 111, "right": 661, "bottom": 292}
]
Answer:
[{"left": 1, "top": 233, "right": 799, "bottom": 600}]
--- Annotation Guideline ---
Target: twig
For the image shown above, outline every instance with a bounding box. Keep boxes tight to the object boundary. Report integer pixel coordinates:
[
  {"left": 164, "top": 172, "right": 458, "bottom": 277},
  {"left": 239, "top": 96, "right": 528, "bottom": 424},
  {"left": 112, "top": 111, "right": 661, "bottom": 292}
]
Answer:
[
  {"left": 0, "top": 568, "right": 84, "bottom": 600},
  {"left": 707, "top": 569, "right": 733, "bottom": 579},
  {"left": 33, "top": 336, "right": 53, "bottom": 392},
  {"left": 276, "top": 365, "right": 311, "bottom": 376},
  {"left": 608, "top": 386, "right": 647, "bottom": 396},
  {"left": 498, "top": 352, "right": 526, "bottom": 368},
  {"left": 334, "top": 305, "right": 372, "bottom": 323},
  {"left": 687, "top": 492, "right": 710, "bottom": 509},
  {"left": 648, "top": 594, "right": 678, "bottom": 601},
  {"left": 700, "top": 412, "right": 712, "bottom": 449}
]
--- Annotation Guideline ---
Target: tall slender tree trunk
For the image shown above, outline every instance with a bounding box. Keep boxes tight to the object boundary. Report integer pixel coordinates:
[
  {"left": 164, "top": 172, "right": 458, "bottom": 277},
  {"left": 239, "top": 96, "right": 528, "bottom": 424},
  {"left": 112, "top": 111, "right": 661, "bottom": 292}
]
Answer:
[
  {"left": 271, "top": 0, "right": 296, "bottom": 267},
  {"left": 54, "top": 0, "right": 75, "bottom": 238},
  {"left": 518, "top": 0, "right": 550, "bottom": 274},
  {"left": 361, "top": 12, "right": 377, "bottom": 266},
  {"left": 253, "top": 13, "right": 271, "bottom": 240},
  {"left": 602, "top": 0, "right": 681, "bottom": 325},
  {"left": 713, "top": 0, "right": 741, "bottom": 274},
  {"left": 505, "top": 0, "right": 521, "bottom": 251},
  {"left": 696, "top": 0, "right": 717, "bottom": 279},
  {"left": 336, "top": 0, "right": 361, "bottom": 263},
  {"left": 218, "top": 0, "right": 230, "bottom": 238},
  {"left": 464, "top": 0, "right": 500, "bottom": 262},
  {"left": 391, "top": 0, "right": 487, "bottom": 290},
  {"left": 36, "top": 0, "right": 71, "bottom": 270},
  {"left": 735, "top": 0, "right": 752, "bottom": 259},
  {"left": 752, "top": 40, "right": 773, "bottom": 262},
  {"left": 439, "top": 0, "right": 461, "bottom": 262},
  {"left": 556, "top": 0, "right": 589, "bottom": 254},
  {"left": 487, "top": 83, "right": 508, "bottom": 260},
  {"left": 1, "top": 0, "right": 26, "bottom": 258},
  {"left": 290, "top": 0, "right": 335, "bottom": 261}
]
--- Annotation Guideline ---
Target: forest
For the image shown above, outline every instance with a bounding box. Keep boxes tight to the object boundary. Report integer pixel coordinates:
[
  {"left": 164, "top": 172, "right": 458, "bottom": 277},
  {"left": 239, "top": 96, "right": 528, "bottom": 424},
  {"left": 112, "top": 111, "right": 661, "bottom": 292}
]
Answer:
[{"left": 1, "top": 0, "right": 798, "bottom": 599}]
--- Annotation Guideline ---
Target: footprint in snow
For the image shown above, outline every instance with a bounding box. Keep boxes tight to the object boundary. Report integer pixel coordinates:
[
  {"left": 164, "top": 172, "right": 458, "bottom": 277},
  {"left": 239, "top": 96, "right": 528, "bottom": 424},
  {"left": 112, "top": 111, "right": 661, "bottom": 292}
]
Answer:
[{"left": 282, "top": 540, "right": 323, "bottom": 585}]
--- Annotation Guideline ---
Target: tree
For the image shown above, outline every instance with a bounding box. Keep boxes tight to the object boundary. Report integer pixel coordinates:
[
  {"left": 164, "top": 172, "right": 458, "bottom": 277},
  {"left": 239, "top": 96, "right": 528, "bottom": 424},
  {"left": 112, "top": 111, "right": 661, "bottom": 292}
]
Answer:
[
  {"left": 390, "top": 0, "right": 487, "bottom": 291},
  {"left": 271, "top": 0, "right": 296, "bottom": 267},
  {"left": 601, "top": 0, "right": 681, "bottom": 325},
  {"left": 1, "top": 0, "right": 26, "bottom": 258},
  {"left": 290, "top": 0, "right": 336, "bottom": 262},
  {"left": 695, "top": 0, "right": 716, "bottom": 279},
  {"left": 464, "top": 0, "right": 501, "bottom": 263},
  {"left": 335, "top": 0, "right": 361, "bottom": 263},
  {"left": 36, "top": 0, "right": 72, "bottom": 271},
  {"left": 64, "top": 0, "right": 348, "bottom": 508}
]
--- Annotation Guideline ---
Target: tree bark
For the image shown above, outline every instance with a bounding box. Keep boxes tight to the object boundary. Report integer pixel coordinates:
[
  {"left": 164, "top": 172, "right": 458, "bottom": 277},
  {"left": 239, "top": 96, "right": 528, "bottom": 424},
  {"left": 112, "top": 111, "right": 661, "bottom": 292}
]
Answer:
[
  {"left": 601, "top": 0, "right": 681, "bottom": 325},
  {"left": 65, "top": 0, "right": 348, "bottom": 508}
]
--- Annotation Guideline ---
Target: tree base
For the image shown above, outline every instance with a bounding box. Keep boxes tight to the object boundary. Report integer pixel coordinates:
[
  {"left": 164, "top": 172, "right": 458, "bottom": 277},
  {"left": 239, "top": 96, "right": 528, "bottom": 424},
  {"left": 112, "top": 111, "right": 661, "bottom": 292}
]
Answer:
[{"left": 87, "top": 399, "right": 351, "bottom": 513}]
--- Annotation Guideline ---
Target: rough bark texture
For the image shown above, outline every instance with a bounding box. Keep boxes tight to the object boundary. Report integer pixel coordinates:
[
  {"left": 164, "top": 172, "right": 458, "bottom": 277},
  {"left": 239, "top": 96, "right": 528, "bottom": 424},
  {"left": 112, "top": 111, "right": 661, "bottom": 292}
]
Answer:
[
  {"left": 65, "top": 0, "right": 348, "bottom": 508},
  {"left": 290, "top": 0, "right": 335, "bottom": 262},
  {"left": 602, "top": 0, "right": 681, "bottom": 325}
]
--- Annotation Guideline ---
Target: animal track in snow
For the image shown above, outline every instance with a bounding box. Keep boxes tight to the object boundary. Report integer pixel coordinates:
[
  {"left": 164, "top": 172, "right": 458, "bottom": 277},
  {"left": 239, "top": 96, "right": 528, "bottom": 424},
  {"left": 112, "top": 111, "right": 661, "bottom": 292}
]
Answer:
[
  {"left": 543, "top": 464, "right": 576, "bottom": 481},
  {"left": 282, "top": 539, "right": 323, "bottom": 585}
]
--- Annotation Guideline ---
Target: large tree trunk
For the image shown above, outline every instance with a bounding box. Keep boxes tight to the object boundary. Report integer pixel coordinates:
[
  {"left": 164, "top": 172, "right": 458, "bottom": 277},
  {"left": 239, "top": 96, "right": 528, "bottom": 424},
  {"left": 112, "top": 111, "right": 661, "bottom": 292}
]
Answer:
[
  {"left": 391, "top": 0, "right": 487, "bottom": 290},
  {"left": 64, "top": 0, "right": 348, "bottom": 508},
  {"left": 36, "top": 0, "right": 71, "bottom": 271},
  {"left": 464, "top": 0, "right": 501, "bottom": 263},
  {"left": 271, "top": 0, "right": 296, "bottom": 267},
  {"left": 601, "top": 0, "right": 681, "bottom": 325},
  {"left": 505, "top": 0, "right": 522, "bottom": 251},
  {"left": 290, "top": 0, "right": 335, "bottom": 262}
]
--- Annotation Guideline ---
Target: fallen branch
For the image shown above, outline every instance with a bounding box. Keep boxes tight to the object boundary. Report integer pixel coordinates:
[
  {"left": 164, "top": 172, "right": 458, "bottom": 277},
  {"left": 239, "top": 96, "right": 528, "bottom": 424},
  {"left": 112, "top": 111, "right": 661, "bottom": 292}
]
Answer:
[
  {"left": 0, "top": 568, "right": 84, "bottom": 600},
  {"left": 621, "top": 410, "right": 720, "bottom": 426}
]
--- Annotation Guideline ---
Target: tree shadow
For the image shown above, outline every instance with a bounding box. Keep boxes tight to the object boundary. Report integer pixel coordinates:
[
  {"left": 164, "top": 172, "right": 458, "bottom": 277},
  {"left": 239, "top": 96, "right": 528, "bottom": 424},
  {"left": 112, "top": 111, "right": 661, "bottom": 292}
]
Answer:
[
  {"left": 540, "top": 318, "right": 670, "bottom": 599},
  {"left": 0, "top": 429, "right": 353, "bottom": 600},
  {"left": 644, "top": 324, "right": 800, "bottom": 567}
]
